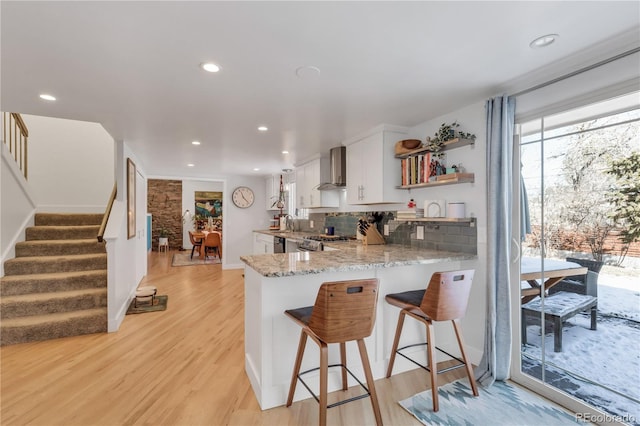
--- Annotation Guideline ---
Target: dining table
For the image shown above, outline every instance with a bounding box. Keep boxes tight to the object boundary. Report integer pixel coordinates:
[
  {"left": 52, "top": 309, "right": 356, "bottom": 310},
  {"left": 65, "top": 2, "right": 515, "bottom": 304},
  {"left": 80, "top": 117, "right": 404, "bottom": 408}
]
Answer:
[
  {"left": 520, "top": 257, "right": 588, "bottom": 304},
  {"left": 192, "top": 230, "right": 222, "bottom": 260}
]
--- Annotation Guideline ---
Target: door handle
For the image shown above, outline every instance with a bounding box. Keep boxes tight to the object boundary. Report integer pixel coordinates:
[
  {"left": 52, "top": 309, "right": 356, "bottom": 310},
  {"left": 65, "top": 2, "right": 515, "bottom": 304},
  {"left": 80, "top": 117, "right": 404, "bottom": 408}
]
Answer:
[{"left": 511, "top": 238, "right": 520, "bottom": 263}]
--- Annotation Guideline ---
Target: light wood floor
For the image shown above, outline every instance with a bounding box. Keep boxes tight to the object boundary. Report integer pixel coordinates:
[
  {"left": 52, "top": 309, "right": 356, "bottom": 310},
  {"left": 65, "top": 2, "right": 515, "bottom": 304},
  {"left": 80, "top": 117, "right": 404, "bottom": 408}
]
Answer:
[{"left": 0, "top": 250, "right": 467, "bottom": 426}]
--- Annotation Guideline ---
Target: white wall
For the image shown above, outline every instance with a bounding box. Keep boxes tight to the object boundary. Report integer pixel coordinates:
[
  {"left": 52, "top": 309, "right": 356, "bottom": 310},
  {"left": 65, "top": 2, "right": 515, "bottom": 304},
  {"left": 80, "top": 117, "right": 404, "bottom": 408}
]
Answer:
[
  {"left": 1, "top": 142, "right": 37, "bottom": 274},
  {"left": 105, "top": 140, "right": 146, "bottom": 331},
  {"left": 22, "top": 114, "right": 114, "bottom": 212},
  {"left": 405, "top": 101, "right": 488, "bottom": 358}
]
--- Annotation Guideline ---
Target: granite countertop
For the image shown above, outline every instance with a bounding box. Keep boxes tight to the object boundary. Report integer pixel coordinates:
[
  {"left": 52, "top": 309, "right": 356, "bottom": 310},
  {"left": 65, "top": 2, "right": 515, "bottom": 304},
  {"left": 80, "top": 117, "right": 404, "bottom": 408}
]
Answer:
[{"left": 240, "top": 238, "right": 475, "bottom": 277}]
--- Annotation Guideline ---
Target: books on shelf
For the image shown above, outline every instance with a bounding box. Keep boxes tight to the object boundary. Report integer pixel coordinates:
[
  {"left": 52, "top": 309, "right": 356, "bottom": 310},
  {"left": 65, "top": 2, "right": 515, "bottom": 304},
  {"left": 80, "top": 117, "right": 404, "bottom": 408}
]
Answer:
[
  {"left": 396, "top": 209, "right": 420, "bottom": 219},
  {"left": 400, "top": 153, "right": 450, "bottom": 186}
]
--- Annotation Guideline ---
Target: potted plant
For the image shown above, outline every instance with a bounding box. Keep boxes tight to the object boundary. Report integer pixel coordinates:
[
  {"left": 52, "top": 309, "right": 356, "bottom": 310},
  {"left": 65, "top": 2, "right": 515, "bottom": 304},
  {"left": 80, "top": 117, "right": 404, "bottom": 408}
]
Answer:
[{"left": 158, "top": 226, "right": 171, "bottom": 248}]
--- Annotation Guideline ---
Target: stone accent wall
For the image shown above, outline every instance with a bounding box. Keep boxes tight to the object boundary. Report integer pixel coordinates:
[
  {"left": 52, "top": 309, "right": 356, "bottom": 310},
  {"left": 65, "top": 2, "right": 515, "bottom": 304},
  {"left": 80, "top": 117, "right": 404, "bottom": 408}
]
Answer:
[{"left": 148, "top": 179, "right": 182, "bottom": 250}]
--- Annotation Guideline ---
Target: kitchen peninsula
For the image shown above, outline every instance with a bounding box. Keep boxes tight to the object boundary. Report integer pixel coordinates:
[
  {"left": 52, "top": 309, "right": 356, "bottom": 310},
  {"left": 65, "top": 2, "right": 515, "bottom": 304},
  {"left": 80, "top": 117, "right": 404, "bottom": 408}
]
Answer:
[{"left": 240, "top": 238, "right": 477, "bottom": 410}]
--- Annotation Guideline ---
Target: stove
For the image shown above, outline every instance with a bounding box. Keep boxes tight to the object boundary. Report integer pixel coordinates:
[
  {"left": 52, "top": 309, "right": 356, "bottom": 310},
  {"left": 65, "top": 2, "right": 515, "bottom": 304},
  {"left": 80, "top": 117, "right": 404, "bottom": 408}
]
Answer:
[
  {"left": 297, "top": 239, "right": 324, "bottom": 252},
  {"left": 305, "top": 235, "right": 350, "bottom": 242}
]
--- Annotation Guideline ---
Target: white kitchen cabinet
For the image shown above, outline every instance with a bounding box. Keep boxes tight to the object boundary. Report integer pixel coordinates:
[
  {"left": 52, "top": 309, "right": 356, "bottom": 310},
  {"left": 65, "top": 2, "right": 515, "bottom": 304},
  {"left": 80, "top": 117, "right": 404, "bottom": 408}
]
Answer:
[
  {"left": 253, "top": 232, "right": 274, "bottom": 254},
  {"left": 294, "top": 157, "right": 338, "bottom": 209},
  {"left": 265, "top": 175, "right": 280, "bottom": 210},
  {"left": 345, "top": 124, "right": 408, "bottom": 204}
]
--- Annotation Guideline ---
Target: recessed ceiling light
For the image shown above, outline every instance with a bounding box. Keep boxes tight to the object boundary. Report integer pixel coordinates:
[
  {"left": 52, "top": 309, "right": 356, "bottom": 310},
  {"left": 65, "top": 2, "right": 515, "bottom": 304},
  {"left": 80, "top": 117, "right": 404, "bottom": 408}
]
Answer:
[
  {"left": 192, "top": 141, "right": 201, "bottom": 145},
  {"left": 529, "top": 34, "right": 559, "bottom": 49},
  {"left": 187, "top": 163, "right": 195, "bottom": 167},
  {"left": 39, "top": 94, "right": 56, "bottom": 101},
  {"left": 253, "top": 168, "right": 260, "bottom": 171},
  {"left": 201, "top": 62, "right": 221, "bottom": 73},
  {"left": 258, "top": 126, "right": 268, "bottom": 132},
  {"left": 281, "top": 150, "right": 289, "bottom": 154}
]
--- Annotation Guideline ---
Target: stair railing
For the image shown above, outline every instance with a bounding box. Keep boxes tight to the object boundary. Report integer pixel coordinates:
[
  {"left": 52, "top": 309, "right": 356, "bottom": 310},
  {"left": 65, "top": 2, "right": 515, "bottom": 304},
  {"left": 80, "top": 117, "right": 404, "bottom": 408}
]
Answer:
[
  {"left": 98, "top": 183, "right": 117, "bottom": 242},
  {"left": 2, "top": 112, "right": 29, "bottom": 179}
]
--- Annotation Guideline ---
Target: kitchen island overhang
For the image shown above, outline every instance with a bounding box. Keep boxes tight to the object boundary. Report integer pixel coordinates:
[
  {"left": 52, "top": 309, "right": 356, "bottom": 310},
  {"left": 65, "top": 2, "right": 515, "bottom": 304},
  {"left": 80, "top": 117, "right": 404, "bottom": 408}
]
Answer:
[{"left": 241, "top": 244, "right": 479, "bottom": 410}]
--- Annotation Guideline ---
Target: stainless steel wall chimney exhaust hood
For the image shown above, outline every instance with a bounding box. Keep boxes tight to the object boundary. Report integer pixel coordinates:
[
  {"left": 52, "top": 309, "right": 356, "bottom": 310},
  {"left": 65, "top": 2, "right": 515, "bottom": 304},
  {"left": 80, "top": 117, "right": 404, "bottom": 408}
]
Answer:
[{"left": 317, "top": 146, "right": 346, "bottom": 190}]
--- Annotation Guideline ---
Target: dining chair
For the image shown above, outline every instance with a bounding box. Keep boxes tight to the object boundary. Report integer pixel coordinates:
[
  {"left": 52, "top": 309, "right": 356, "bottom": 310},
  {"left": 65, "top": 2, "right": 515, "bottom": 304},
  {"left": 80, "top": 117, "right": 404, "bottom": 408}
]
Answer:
[
  {"left": 385, "top": 269, "right": 478, "bottom": 412},
  {"left": 203, "top": 231, "right": 222, "bottom": 260},
  {"left": 188, "top": 231, "right": 203, "bottom": 259}
]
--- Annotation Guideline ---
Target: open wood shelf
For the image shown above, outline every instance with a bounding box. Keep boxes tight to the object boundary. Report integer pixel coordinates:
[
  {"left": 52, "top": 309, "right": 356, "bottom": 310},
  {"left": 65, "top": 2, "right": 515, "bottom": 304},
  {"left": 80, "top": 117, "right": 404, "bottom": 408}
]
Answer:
[
  {"left": 397, "top": 173, "right": 474, "bottom": 189},
  {"left": 395, "top": 138, "right": 475, "bottom": 159}
]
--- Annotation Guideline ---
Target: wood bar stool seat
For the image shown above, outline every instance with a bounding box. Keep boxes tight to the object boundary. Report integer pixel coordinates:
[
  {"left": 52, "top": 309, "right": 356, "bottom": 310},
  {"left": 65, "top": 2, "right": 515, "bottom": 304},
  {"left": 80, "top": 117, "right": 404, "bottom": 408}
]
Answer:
[
  {"left": 284, "top": 278, "right": 383, "bottom": 426},
  {"left": 385, "top": 270, "right": 478, "bottom": 412}
]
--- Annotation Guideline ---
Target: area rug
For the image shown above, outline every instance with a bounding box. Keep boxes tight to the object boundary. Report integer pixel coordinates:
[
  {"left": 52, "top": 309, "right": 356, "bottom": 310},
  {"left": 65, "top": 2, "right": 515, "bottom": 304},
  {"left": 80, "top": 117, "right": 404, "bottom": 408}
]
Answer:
[
  {"left": 399, "top": 379, "right": 579, "bottom": 425},
  {"left": 126, "top": 295, "right": 168, "bottom": 314},
  {"left": 171, "top": 252, "right": 221, "bottom": 266}
]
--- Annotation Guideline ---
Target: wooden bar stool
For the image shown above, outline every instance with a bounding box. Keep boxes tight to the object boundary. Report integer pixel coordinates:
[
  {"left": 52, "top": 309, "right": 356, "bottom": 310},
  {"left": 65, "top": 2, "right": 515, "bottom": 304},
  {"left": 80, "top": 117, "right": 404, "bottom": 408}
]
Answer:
[
  {"left": 385, "top": 270, "right": 478, "bottom": 412},
  {"left": 284, "top": 278, "right": 383, "bottom": 426}
]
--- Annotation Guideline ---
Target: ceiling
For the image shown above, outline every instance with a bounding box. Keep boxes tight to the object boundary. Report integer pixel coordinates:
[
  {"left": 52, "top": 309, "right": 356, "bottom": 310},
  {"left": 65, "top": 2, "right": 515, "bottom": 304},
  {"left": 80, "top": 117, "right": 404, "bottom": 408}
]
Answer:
[{"left": 2, "top": 1, "right": 639, "bottom": 178}]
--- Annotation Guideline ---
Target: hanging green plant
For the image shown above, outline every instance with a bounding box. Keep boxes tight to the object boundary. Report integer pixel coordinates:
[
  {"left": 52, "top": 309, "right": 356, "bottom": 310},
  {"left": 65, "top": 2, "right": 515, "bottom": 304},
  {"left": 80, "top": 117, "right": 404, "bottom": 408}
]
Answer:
[{"left": 427, "top": 121, "right": 475, "bottom": 153}]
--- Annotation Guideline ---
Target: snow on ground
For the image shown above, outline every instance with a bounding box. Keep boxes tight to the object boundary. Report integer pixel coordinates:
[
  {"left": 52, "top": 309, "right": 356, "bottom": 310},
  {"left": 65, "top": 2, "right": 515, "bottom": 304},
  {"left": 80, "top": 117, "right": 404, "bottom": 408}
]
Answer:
[{"left": 522, "top": 269, "right": 640, "bottom": 423}]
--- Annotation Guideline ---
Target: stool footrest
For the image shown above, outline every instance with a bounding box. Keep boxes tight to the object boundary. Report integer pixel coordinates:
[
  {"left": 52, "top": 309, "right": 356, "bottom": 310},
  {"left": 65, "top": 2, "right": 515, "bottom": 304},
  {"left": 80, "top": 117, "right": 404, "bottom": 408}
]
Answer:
[
  {"left": 297, "top": 363, "right": 372, "bottom": 409},
  {"left": 395, "top": 343, "right": 467, "bottom": 374}
]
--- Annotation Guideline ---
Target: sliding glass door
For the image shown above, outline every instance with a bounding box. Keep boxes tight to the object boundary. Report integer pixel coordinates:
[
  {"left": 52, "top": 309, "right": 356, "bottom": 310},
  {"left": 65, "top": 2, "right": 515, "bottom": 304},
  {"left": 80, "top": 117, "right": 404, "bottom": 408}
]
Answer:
[{"left": 513, "top": 92, "right": 640, "bottom": 424}]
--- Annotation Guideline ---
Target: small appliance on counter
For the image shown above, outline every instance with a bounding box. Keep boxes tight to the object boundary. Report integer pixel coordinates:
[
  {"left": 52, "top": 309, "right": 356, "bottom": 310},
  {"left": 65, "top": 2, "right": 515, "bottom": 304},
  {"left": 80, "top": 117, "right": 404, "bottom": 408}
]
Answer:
[{"left": 447, "top": 202, "right": 466, "bottom": 219}]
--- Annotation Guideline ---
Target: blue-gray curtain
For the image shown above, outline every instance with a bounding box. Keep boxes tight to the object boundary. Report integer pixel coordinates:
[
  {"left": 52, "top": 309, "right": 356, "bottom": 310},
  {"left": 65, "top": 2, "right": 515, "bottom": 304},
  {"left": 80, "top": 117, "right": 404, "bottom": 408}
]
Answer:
[{"left": 475, "top": 95, "right": 516, "bottom": 386}]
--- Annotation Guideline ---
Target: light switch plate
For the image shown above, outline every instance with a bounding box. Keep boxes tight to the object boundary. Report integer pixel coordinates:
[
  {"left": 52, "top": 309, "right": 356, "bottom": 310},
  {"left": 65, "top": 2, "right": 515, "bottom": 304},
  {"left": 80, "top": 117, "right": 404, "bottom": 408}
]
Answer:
[
  {"left": 310, "top": 220, "right": 314, "bottom": 228},
  {"left": 383, "top": 224, "right": 389, "bottom": 236},
  {"left": 417, "top": 226, "right": 424, "bottom": 240}
]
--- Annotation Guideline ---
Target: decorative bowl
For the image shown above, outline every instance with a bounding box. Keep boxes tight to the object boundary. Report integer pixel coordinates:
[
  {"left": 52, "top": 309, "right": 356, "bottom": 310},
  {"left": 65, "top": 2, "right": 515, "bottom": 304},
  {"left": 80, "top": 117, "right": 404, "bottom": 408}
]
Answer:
[{"left": 401, "top": 139, "right": 421, "bottom": 149}]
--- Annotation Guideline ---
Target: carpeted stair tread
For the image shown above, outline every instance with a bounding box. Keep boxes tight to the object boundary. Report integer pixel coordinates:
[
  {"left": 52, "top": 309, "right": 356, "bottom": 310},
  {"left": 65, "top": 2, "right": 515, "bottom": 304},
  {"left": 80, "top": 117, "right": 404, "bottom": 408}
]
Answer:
[
  {"left": 26, "top": 225, "right": 100, "bottom": 241},
  {"left": 3, "top": 253, "right": 107, "bottom": 276},
  {"left": 35, "top": 213, "right": 103, "bottom": 226},
  {"left": 0, "top": 270, "right": 107, "bottom": 296},
  {"left": 2, "top": 211, "right": 108, "bottom": 345},
  {"left": 16, "top": 239, "right": 106, "bottom": 257},
  {"left": 1, "top": 308, "right": 107, "bottom": 346},
  {"left": 1, "top": 288, "right": 107, "bottom": 319}
]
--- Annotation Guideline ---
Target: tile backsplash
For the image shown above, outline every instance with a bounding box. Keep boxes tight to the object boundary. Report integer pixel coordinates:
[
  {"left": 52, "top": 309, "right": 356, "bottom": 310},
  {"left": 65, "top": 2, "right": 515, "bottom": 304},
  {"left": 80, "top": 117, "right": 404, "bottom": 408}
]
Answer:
[
  {"left": 385, "top": 220, "right": 477, "bottom": 254},
  {"left": 300, "top": 211, "right": 476, "bottom": 254}
]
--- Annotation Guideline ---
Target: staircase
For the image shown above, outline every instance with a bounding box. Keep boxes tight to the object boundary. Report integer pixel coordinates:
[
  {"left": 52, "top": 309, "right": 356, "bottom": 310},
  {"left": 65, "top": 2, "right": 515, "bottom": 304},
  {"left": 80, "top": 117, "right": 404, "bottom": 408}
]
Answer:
[{"left": 1, "top": 213, "right": 108, "bottom": 346}]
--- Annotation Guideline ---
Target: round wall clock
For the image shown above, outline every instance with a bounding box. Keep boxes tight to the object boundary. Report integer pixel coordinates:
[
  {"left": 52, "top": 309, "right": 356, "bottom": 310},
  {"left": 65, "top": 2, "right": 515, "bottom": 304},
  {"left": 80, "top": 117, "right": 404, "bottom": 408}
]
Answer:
[{"left": 232, "top": 186, "right": 255, "bottom": 208}]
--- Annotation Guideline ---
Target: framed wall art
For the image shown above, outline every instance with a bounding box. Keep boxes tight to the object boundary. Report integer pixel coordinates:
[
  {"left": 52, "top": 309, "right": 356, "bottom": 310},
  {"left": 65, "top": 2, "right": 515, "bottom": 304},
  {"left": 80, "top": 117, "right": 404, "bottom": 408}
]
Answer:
[{"left": 127, "top": 158, "right": 136, "bottom": 239}]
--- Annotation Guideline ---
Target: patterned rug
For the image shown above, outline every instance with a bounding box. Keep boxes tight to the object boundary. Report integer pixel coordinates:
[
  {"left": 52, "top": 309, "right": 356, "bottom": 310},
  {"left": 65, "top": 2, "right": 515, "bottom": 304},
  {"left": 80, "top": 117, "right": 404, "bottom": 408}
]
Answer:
[
  {"left": 126, "top": 295, "right": 168, "bottom": 314},
  {"left": 171, "top": 252, "right": 221, "bottom": 266},
  {"left": 399, "top": 379, "right": 580, "bottom": 425}
]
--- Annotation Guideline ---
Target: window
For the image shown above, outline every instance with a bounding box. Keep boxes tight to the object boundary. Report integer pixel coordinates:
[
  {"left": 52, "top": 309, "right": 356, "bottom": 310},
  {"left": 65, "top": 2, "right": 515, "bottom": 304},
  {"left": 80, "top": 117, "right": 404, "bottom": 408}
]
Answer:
[{"left": 516, "top": 91, "right": 640, "bottom": 421}]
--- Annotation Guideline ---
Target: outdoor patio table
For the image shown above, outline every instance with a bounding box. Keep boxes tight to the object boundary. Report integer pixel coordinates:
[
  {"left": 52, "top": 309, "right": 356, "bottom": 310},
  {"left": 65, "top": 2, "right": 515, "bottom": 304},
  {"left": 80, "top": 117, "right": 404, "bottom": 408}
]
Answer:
[{"left": 520, "top": 257, "right": 588, "bottom": 304}]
